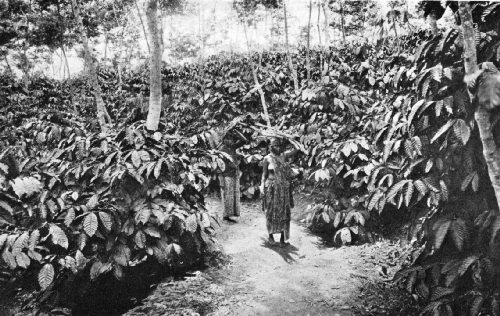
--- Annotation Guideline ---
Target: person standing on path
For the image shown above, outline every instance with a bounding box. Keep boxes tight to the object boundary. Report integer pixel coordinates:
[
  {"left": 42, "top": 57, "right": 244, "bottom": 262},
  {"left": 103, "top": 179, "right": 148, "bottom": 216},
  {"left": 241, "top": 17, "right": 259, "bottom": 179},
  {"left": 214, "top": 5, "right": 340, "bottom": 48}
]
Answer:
[
  {"left": 219, "top": 135, "right": 242, "bottom": 222},
  {"left": 260, "top": 138, "right": 298, "bottom": 246}
]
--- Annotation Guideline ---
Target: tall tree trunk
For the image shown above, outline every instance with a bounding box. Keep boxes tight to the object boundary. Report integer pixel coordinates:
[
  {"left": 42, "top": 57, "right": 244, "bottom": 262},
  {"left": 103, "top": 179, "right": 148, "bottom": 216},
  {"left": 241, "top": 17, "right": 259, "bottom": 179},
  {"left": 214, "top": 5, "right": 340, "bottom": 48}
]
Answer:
[
  {"left": 22, "top": 46, "right": 30, "bottom": 91},
  {"left": 160, "top": 13, "right": 165, "bottom": 53},
  {"left": 51, "top": 52, "right": 56, "bottom": 77},
  {"left": 459, "top": 2, "right": 500, "bottom": 211},
  {"left": 135, "top": 0, "right": 151, "bottom": 54},
  {"left": 61, "top": 45, "right": 71, "bottom": 81},
  {"left": 306, "top": 0, "right": 312, "bottom": 81},
  {"left": 71, "top": 0, "right": 112, "bottom": 131},
  {"left": 322, "top": 1, "right": 329, "bottom": 47},
  {"left": 392, "top": 15, "right": 399, "bottom": 50},
  {"left": 112, "top": 2, "right": 126, "bottom": 87},
  {"left": 61, "top": 45, "right": 77, "bottom": 113},
  {"left": 244, "top": 20, "right": 271, "bottom": 127},
  {"left": 198, "top": 0, "right": 205, "bottom": 94},
  {"left": 104, "top": 32, "right": 108, "bottom": 62},
  {"left": 283, "top": 0, "right": 299, "bottom": 91},
  {"left": 145, "top": 0, "right": 162, "bottom": 131},
  {"left": 340, "top": 1, "right": 346, "bottom": 43},
  {"left": 317, "top": 2, "right": 323, "bottom": 74}
]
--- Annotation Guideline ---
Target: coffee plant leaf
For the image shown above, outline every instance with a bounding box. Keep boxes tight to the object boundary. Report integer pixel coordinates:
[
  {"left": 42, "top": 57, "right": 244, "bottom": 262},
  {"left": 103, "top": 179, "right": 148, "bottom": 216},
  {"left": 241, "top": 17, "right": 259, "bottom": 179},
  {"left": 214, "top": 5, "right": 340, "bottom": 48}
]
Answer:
[
  {"left": 49, "top": 224, "right": 68, "bottom": 249},
  {"left": 432, "top": 219, "right": 451, "bottom": 252},
  {"left": 431, "top": 119, "right": 456, "bottom": 144},
  {"left": 38, "top": 263, "right": 54, "bottom": 290},
  {"left": 98, "top": 212, "right": 113, "bottom": 231},
  {"left": 90, "top": 261, "right": 103, "bottom": 280},
  {"left": 83, "top": 213, "right": 98, "bottom": 237},
  {"left": 450, "top": 219, "right": 469, "bottom": 251}
]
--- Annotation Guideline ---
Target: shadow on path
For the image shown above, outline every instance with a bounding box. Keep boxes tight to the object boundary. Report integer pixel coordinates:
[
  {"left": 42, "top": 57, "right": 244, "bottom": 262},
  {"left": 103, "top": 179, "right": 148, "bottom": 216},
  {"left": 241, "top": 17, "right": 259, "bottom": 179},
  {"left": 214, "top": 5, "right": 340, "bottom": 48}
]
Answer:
[{"left": 260, "top": 237, "right": 300, "bottom": 264}]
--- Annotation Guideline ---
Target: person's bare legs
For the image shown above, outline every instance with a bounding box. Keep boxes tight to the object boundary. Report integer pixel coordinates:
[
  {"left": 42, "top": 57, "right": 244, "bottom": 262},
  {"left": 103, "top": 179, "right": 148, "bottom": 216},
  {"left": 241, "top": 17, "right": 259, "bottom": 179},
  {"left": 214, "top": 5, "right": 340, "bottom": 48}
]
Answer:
[
  {"left": 268, "top": 234, "right": 275, "bottom": 243},
  {"left": 280, "top": 231, "right": 289, "bottom": 247}
]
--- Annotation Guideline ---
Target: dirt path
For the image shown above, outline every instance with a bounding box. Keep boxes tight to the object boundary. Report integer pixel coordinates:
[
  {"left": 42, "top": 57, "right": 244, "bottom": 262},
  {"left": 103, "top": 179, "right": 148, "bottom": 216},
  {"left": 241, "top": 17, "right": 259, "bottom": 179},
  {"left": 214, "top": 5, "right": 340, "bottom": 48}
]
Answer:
[{"left": 124, "top": 197, "right": 407, "bottom": 316}]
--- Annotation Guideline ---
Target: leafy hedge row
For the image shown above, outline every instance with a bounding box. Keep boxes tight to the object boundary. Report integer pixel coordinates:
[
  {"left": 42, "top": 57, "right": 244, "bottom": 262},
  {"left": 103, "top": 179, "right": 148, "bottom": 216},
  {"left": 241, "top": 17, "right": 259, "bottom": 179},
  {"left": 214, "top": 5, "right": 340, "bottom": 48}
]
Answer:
[{"left": 0, "top": 116, "right": 234, "bottom": 310}]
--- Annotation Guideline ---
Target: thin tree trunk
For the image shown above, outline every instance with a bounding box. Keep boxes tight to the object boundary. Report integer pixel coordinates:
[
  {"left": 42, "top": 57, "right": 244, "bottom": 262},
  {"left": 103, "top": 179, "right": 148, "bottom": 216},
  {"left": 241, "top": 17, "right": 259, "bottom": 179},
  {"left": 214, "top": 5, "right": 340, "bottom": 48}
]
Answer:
[
  {"left": 56, "top": 49, "right": 64, "bottom": 79},
  {"left": 135, "top": 0, "right": 151, "bottom": 54},
  {"left": 340, "top": 1, "right": 346, "bottom": 43},
  {"left": 322, "top": 1, "right": 329, "bottom": 48},
  {"left": 61, "top": 45, "right": 71, "bottom": 80},
  {"left": 51, "top": 52, "right": 56, "bottom": 77},
  {"left": 22, "top": 46, "right": 30, "bottom": 91},
  {"left": 71, "top": 0, "right": 112, "bottom": 131},
  {"left": 306, "top": 0, "right": 312, "bottom": 81},
  {"left": 318, "top": 2, "right": 323, "bottom": 75},
  {"left": 61, "top": 45, "right": 77, "bottom": 113},
  {"left": 104, "top": 31, "right": 108, "bottom": 63},
  {"left": 112, "top": 2, "right": 126, "bottom": 86},
  {"left": 244, "top": 21, "right": 271, "bottom": 127},
  {"left": 145, "top": 0, "right": 162, "bottom": 131},
  {"left": 3, "top": 54, "right": 13, "bottom": 75},
  {"left": 283, "top": 0, "right": 299, "bottom": 92},
  {"left": 392, "top": 15, "right": 399, "bottom": 50},
  {"left": 198, "top": 0, "right": 205, "bottom": 94},
  {"left": 459, "top": 2, "right": 500, "bottom": 211}
]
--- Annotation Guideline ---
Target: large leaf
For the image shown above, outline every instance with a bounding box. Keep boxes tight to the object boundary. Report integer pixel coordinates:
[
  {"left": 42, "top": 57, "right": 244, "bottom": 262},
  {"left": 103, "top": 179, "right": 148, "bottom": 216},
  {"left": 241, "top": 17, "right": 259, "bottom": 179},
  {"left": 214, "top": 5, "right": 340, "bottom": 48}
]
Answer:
[
  {"left": 10, "top": 177, "right": 42, "bottom": 198},
  {"left": 135, "top": 207, "right": 151, "bottom": 225},
  {"left": 450, "top": 219, "right": 469, "bottom": 251},
  {"left": 98, "top": 212, "right": 113, "bottom": 231},
  {"left": 83, "top": 213, "right": 98, "bottom": 237},
  {"left": 432, "top": 219, "right": 451, "bottom": 251},
  {"left": 12, "top": 232, "right": 29, "bottom": 254},
  {"left": 0, "top": 200, "right": 14, "bottom": 215},
  {"left": 186, "top": 214, "right": 198, "bottom": 233},
  {"left": 453, "top": 119, "right": 471, "bottom": 145},
  {"left": 49, "top": 224, "right": 68, "bottom": 249},
  {"left": 430, "top": 119, "right": 456, "bottom": 143},
  {"left": 38, "top": 263, "right": 54, "bottom": 290},
  {"left": 386, "top": 180, "right": 409, "bottom": 204}
]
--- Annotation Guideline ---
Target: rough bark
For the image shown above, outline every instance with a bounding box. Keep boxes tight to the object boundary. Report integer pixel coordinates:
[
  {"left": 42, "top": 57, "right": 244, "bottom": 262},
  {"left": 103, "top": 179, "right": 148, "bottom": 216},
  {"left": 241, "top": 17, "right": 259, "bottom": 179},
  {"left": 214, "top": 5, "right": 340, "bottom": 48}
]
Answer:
[
  {"left": 71, "top": 0, "right": 112, "bottom": 131},
  {"left": 283, "top": 0, "right": 299, "bottom": 92},
  {"left": 306, "top": 0, "right": 312, "bottom": 80},
  {"left": 145, "top": 0, "right": 162, "bottom": 131},
  {"left": 459, "top": 2, "right": 500, "bottom": 211},
  {"left": 136, "top": 0, "right": 151, "bottom": 54}
]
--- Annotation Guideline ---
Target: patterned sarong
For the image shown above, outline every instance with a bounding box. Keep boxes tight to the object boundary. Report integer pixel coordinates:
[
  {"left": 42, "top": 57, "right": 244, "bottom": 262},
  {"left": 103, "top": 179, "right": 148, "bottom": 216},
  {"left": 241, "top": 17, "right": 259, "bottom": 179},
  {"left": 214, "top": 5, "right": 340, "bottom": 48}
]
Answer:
[{"left": 262, "top": 154, "right": 293, "bottom": 240}]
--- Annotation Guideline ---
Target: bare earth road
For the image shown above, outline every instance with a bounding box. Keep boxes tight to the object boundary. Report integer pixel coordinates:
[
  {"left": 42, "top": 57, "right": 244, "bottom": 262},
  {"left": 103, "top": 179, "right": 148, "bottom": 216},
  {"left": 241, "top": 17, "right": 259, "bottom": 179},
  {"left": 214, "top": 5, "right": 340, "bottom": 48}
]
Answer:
[{"left": 125, "top": 197, "right": 396, "bottom": 316}]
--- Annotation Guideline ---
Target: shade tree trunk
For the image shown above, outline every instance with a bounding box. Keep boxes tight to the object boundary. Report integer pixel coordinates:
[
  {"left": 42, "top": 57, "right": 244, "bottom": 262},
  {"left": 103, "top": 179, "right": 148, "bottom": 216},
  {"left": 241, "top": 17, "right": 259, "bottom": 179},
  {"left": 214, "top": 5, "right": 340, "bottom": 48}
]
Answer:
[
  {"left": 71, "top": 0, "right": 112, "bottom": 132},
  {"left": 459, "top": 2, "right": 500, "bottom": 211},
  {"left": 145, "top": 0, "right": 163, "bottom": 131}
]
